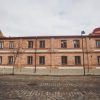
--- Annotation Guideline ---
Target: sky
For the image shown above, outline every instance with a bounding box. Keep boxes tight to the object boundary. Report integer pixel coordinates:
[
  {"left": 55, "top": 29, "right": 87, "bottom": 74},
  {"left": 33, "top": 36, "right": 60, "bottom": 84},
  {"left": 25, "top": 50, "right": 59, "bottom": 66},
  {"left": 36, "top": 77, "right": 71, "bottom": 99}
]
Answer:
[{"left": 0, "top": 0, "right": 100, "bottom": 37}]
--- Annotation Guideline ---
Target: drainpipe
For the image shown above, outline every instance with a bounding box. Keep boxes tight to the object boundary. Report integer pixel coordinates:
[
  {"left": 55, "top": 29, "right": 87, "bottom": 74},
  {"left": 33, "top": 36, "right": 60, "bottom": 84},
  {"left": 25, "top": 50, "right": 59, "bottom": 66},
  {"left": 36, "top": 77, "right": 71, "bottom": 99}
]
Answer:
[
  {"left": 50, "top": 37, "right": 54, "bottom": 72},
  {"left": 85, "top": 37, "right": 90, "bottom": 73},
  {"left": 34, "top": 36, "right": 37, "bottom": 73}
]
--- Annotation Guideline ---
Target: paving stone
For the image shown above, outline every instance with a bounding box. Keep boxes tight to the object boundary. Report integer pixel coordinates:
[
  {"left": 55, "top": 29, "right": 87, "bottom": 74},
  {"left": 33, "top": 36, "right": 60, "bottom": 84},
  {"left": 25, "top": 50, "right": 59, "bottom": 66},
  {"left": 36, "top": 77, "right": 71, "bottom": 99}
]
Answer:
[{"left": 0, "top": 75, "right": 100, "bottom": 100}]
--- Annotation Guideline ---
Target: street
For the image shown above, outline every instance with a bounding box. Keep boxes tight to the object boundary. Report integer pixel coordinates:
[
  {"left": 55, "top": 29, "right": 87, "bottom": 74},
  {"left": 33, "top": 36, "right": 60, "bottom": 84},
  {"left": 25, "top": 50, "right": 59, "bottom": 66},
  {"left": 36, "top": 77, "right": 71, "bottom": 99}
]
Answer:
[{"left": 0, "top": 75, "right": 100, "bottom": 100}]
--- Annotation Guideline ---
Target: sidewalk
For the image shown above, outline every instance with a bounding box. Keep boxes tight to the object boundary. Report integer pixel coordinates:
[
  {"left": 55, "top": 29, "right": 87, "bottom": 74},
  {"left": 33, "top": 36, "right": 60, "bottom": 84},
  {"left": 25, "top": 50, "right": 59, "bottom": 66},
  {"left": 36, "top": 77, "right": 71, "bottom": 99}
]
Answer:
[{"left": 0, "top": 67, "right": 100, "bottom": 75}]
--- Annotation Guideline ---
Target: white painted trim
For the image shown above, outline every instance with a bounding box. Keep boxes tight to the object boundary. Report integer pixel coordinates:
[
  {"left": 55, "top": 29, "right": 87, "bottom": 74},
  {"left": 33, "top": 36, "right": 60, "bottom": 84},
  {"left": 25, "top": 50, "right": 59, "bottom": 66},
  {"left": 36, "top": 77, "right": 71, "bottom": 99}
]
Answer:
[
  {"left": 24, "top": 67, "right": 34, "bottom": 69},
  {"left": 0, "top": 50, "right": 49, "bottom": 53},
  {"left": 94, "top": 50, "right": 100, "bottom": 52},
  {"left": 24, "top": 67, "right": 46, "bottom": 69},
  {"left": 0, "top": 49, "right": 85, "bottom": 53},
  {"left": 0, "top": 51, "right": 11, "bottom": 53},
  {"left": 58, "top": 67, "right": 83, "bottom": 69},
  {"left": 24, "top": 50, "right": 35, "bottom": 52},
  {"left": 20, "top": 50, "right": 49, "bottom": 53},
  {"left": 0, "top": 66, "right": 83, "bottom": 69},
  {"left": 57, "top": 49, "right": 82, "bottom": 52},
  {"left": 0, "top": 66, "right": 13, "bottom": 68},
  {"left": 36, "top": 67, "right": 47, "bottom": 69},
  {"left": 36, "top": 50, "right": 48, "bottom": 52},
  {"left": 96, "top": 67, "right": 100, "bottom": 69},
  {"left": 0, "top": 66, "right": 47, "bottom": 69}
]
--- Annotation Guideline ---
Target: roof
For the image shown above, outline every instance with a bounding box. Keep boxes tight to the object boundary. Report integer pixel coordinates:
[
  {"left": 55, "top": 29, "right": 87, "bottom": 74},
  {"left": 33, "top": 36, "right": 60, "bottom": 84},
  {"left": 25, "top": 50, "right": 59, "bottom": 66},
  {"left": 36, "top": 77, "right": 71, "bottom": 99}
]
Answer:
[
  {"left": 0, "top": 28, "right": 100, "bottom": 39},
  {"left": 0, "top": 35, "right": 88, "bottom": 40},
  {"left": 89, "top": 27, "right": 100, "bottom": 36}
]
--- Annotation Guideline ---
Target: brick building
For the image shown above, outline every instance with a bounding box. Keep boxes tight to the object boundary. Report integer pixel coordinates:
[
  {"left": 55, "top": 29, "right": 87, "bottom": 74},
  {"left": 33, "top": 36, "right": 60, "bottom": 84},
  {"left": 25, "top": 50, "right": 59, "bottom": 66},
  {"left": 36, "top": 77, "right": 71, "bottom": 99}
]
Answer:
[{"left": 0, "top": 28, "right": 100, "bottom": 75}]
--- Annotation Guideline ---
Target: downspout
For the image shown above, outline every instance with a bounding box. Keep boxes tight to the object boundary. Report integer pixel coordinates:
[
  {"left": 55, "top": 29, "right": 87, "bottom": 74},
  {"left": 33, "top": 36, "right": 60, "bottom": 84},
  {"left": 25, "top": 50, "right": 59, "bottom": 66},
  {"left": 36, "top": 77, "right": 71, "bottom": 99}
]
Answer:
[
  {"left": 50, "top": 38, "right": 52, "bottom": 73},
  {"left": 85, "top": 36, "right": 89, "bottom": 73},
  {"left": 50, "top": 38, "right": 53, "bottom": 73},
  {"left": 34, "top": 36, "right": 37, "bottom": 73}
]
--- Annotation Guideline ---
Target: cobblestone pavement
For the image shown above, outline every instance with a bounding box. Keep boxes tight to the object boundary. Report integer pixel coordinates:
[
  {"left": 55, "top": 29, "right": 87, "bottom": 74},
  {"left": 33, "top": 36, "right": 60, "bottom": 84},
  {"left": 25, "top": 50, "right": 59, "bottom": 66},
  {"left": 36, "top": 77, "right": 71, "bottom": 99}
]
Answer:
[{"left": 0, "top": 75, "right": 100, "bottom": 100}]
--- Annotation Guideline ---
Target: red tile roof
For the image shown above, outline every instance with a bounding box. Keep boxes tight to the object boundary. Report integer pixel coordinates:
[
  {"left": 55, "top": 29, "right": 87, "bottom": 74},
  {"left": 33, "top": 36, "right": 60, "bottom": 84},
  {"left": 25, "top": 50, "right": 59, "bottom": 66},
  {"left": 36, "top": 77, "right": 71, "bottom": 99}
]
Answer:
[{"left": 89, "top": 27, "right": 100, "bottom": 36}]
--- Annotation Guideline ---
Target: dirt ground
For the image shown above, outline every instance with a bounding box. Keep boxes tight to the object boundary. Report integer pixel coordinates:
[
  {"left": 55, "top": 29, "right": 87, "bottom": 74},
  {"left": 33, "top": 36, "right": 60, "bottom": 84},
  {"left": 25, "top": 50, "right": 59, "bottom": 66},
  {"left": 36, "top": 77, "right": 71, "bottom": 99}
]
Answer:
[{"left": 0, "top": 75, "right": 100, "bottom": 100}]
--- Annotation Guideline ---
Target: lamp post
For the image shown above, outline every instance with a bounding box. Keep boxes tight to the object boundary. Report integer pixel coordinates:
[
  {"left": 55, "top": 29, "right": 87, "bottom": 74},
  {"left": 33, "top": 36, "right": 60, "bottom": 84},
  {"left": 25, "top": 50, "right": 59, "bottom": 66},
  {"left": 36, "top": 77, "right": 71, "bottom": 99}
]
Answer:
[{"left": 81, "top": 31, "right": 85, "bottom": 75}]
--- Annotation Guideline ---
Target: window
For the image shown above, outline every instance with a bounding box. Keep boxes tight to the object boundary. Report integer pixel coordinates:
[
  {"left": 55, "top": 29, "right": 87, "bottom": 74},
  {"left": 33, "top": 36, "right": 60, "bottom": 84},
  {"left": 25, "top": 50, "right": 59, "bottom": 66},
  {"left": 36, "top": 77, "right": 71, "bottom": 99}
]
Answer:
[
  {"left": 0, "top": 56, "right": 2, "bottom": 64},
  {"left": 75, "top": 56, "right": 81, "bottom": 65},
  {"left": 61, "top": 40, "right": 67, "bottom": 48},
  {"left": 61, "top": 56, "right": 67, "bottom": 64},
  {"left": 40, "top": 40, "right": 45, "bottom": 48},
  {"left": 0, "top": 41, "right": 3, "bottom": 49},
  {"left": 27, "top": 56, "right": 33, "bottom": 64},
  {"left": 9, "top": 41, "right": 15, "bottom": 49},
  {"left": 74, "top": 40, "right": 80, "bottom": 48},
  {"left": 39, "top": 56, "right": 45, "bottom": 65},
  {"left": 97, "top": 56, "right": 100, "bottom": 65},
  {"left": 96, "top": 40, "right": 100, "bottom": 48},
  {"left": 8, "top": 56, "right": 14, "bottom": 64},
  {"left": 28, "top": 41, "right": 33, "bottom": 48}
]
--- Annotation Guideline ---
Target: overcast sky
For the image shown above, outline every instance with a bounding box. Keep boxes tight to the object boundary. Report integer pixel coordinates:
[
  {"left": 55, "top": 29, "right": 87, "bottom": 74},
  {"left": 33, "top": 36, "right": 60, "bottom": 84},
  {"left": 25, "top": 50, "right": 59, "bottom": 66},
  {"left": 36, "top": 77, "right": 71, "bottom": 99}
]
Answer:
[{"left": 0, "top": 0, "right": 100, "bottom": 36}]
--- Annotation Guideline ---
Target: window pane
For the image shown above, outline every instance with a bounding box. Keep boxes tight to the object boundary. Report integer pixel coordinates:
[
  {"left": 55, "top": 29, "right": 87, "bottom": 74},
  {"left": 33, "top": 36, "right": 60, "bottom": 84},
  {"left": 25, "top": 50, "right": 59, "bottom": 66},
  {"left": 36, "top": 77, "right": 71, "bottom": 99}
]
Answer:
[
  {"left": 0, "top": 42, "right": 3, "bottom": 49},
  {"left": 27, "top": 56, "right": 33, "bottom": 64},
  {"left": 96, "top": 40, "right": 100, "bottom": 48},
  {"left": 9, "top": 41, "right": 15, "bottom": 49},
  {"left": 97, "top": 56, "right": 100, "bottom": 65},
  {"left": 0, "top": 56, "right": 2, "bottom": 64},
  {"left": 74, "top": 40, "right": 80, "bottom": 48},
  {"left": 61, "top": 56, "right": 67, "bottom": 64},
  {"left": 40, "top": 40, "right": 45, "bottom": 48},
  {"left": 75, "top": 56, "right": 81, "bottom": 65},
  {"left": 39, "top": 56, "right": 45, "bottom": 65},
  {"left": 61, "top": 40, "right": 67, "bottom": 48},
  {"left": 28, "top": 41, "right": 33, "bottom": 48},
  {"left": 8, "top": 56, "right": 14, "bottom": 64}
]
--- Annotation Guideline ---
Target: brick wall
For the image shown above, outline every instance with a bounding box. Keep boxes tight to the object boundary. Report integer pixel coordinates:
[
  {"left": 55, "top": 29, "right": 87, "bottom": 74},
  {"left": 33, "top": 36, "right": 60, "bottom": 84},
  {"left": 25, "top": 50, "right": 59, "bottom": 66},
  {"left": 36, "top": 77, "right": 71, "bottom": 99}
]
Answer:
[{"left": 0, "top": 36, "right": 100, "bottom": 70}]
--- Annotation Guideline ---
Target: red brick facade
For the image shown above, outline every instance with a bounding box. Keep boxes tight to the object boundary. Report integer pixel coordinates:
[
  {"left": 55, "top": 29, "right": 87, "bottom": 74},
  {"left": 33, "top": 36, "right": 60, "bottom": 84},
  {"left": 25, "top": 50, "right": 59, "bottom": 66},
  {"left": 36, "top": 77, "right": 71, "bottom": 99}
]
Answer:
[{"left": 0, "top": 28, "right": 100, "bottom": 75}]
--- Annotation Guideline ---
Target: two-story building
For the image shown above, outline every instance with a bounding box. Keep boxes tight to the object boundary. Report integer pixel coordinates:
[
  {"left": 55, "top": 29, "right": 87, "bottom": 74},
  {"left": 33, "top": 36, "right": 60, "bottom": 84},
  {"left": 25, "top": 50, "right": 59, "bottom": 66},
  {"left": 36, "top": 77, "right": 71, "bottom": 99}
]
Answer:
[{"left": 0, "top": 28, "right": 100, "bottom": 75}]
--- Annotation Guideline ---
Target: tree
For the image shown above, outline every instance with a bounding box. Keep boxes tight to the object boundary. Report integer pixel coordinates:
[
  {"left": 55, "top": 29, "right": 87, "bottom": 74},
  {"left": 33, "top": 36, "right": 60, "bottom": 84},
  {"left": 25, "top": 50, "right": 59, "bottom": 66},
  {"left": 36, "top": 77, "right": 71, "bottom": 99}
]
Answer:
[{"left": 12, "top": 39, "right": 23, "bottom": 75}]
